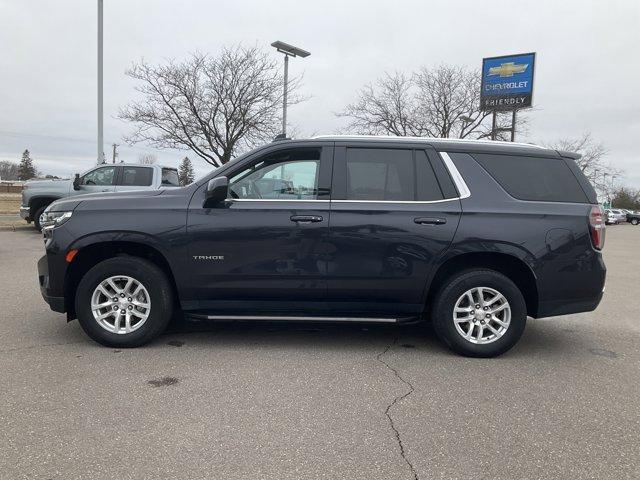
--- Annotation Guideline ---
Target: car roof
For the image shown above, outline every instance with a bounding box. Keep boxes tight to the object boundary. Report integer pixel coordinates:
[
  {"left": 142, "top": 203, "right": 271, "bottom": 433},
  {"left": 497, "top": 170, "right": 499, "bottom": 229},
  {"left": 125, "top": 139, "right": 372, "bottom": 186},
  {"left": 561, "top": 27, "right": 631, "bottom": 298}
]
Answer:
[
  {"left": 96, "top": 163, "right": 175, "bottom": 169},
  {"left": 304, "top": 135, "right": 561, "bottom": 157}
]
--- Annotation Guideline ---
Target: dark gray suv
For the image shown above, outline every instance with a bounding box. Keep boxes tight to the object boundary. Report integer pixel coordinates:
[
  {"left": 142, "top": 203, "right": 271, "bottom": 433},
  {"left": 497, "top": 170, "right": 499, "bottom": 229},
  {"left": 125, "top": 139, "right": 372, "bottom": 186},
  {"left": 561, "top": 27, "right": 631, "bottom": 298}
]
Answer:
[{"left": 37, "top": 136, "right": 606, "bottom": 357}]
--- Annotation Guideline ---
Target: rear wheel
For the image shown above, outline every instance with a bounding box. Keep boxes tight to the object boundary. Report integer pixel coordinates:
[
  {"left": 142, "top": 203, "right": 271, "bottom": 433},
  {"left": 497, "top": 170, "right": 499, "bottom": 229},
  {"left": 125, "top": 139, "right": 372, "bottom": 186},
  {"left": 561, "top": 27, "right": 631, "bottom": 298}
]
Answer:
[
  {"left": 631, "top": 218, "right": 639, "bottom": 225},
  {"left": 75, "top": 257, "right": 173, "bottom": 347},
  {"left": 431, "top": 269, "right": 527, "bottom": 357}
]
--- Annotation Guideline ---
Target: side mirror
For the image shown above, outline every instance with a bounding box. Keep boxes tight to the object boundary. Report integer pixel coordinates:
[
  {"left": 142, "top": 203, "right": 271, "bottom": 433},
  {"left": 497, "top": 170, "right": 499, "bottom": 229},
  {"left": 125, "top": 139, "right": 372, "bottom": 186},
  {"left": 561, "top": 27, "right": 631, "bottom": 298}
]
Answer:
[
  {"left": 204, "top": 176, "right": 229, "bottom": 207},
  {"left": 72, "top": 173, "right": 81, "bottom": 190}
]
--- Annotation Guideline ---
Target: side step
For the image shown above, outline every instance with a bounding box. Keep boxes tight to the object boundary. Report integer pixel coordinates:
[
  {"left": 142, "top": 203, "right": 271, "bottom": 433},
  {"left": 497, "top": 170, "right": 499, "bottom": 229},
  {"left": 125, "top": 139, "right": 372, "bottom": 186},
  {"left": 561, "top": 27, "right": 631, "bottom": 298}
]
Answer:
[{"left": 185, "top": 314, "right": 401, "bottom": 323}]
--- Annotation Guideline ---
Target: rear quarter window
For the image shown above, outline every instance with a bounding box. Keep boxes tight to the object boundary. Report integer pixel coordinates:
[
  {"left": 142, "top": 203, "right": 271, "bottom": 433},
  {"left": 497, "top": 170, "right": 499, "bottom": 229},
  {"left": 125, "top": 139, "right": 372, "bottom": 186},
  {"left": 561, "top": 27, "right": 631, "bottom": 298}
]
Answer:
[{"left": 472, "top": 153, "right": 589, "bottom": 203}]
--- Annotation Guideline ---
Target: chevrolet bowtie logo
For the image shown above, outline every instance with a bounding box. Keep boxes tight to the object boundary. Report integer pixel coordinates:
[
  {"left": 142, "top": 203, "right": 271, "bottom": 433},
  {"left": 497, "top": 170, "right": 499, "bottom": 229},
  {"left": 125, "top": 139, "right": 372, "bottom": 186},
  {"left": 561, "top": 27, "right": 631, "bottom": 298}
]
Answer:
[{"left": 488, "top": 62, "right": 528, "bottom": 77}]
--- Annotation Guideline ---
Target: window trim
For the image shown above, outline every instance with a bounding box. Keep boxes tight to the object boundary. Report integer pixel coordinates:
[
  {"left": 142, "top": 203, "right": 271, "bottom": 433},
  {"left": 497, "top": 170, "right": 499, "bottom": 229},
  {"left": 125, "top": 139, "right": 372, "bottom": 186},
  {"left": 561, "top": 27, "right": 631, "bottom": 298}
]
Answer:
[{"left": 438, "top": 152, "right": 471, "bottom": 199}]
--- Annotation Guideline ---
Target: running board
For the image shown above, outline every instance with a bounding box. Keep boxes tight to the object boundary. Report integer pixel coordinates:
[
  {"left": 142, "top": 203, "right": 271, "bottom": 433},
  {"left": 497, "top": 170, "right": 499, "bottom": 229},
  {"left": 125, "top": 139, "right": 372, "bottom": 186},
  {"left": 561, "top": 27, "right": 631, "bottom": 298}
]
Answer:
[{"left": 186, "top": 314, "right": 400, "bottom": 323}]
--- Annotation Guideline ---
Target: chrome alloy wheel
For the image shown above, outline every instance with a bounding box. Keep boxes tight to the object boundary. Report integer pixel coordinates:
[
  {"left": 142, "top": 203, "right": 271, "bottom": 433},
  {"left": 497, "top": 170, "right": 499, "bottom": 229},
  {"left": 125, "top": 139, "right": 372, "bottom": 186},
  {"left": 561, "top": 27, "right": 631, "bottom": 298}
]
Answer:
[
  {"left": 90, "top": 275, "right": 151, "bottom": 334},
  {"left": 453, "top": 287, "right": 511, "bottom": 344}
]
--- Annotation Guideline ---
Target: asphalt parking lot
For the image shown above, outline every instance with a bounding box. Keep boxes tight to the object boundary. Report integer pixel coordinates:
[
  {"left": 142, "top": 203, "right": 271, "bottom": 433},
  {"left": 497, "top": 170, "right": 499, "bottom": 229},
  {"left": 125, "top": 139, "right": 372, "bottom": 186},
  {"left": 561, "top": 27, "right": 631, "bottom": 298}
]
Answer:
[{"left": 1, "top": 225, "right": 638, "bottom": 480}]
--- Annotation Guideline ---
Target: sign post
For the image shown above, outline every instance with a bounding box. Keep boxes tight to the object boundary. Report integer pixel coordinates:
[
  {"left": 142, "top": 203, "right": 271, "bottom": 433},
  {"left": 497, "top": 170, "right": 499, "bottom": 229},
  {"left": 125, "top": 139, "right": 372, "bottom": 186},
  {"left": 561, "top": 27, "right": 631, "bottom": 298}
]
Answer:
[{"left": 481, "top": 52, "right": 536, "bottom": 141}]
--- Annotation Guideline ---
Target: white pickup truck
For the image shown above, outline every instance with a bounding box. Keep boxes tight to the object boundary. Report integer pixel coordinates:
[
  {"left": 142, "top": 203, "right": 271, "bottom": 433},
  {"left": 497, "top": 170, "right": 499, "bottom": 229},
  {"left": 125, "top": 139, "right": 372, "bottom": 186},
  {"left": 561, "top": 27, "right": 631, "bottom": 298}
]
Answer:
[{"left": 20, "top": 163, "right": 180, "bottom": 230}]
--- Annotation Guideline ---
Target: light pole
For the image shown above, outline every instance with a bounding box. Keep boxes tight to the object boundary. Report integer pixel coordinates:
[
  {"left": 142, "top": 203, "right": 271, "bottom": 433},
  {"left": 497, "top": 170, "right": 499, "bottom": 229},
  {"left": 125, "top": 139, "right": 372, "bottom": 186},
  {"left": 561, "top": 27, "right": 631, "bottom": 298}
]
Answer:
[
  {"left": 271, "top": 41, "right": 310, "bottom": 137},
  {"left": 97, "top": 0, "right": 104, "bottom": 164},
  {"left": 610, "top": 174, "right": 617, "bottom": 207}
]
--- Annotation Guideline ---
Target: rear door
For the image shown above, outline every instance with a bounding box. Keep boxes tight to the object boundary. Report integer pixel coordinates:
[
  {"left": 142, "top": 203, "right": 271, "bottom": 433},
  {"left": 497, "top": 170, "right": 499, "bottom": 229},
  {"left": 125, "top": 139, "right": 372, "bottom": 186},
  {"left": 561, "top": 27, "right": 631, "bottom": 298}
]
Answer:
[{"left": 327, "top": 143, "right": 461, "bottom": 315}]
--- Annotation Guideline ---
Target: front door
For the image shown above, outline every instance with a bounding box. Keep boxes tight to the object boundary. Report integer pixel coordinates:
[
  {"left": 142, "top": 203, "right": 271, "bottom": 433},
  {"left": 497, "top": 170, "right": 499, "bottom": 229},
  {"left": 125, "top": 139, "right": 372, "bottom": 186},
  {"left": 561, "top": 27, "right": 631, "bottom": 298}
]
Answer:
[
  {"left": 327, "top": 144, "right": 461, "bottom": 315},
  {"left": 186, "top": 144, "right": 333, "bottom": 312},
  {"left": 75, "top": 165, "right": 117, "bottom": 195}
]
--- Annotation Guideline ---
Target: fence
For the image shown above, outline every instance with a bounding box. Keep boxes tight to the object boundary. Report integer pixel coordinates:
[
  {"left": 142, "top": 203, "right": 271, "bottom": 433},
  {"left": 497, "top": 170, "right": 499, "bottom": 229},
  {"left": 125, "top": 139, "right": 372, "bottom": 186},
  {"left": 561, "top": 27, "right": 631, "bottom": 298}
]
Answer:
[{"left": 0, "top": 182, "right": 23, "bottom": 194}]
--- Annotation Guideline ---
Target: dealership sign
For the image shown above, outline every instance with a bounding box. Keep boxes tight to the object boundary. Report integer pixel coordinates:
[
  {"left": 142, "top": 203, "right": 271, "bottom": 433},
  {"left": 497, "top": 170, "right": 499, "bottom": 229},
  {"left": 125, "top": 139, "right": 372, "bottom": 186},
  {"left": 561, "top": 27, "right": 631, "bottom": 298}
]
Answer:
[{"left": 481, "top": 52, "right": 536, "bottom": 110}]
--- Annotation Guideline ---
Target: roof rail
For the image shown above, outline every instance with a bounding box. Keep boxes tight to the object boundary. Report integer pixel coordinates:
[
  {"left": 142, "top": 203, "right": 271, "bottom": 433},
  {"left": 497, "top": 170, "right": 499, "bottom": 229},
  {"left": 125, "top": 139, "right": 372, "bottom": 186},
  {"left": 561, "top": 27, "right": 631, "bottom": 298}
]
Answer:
[{"left": 310, "top": 134, "right": 545, "bottom": 149}]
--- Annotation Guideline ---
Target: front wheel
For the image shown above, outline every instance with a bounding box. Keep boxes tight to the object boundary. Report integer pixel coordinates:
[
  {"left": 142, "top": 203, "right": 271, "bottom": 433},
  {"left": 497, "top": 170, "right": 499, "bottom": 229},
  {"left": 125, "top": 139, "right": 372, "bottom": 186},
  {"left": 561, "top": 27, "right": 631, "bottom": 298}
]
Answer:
[
  {"left": 33, "top": 205, "right": 47, "bottom": 232},
  {"left": 431, "top": 269, "right": 527, "bottom": 357},
  {"left": 631, "top": 218, "right": 639, "bottom": 225},
  {"left": 75, "top": 257, "right": 174, "bottom": 347}
]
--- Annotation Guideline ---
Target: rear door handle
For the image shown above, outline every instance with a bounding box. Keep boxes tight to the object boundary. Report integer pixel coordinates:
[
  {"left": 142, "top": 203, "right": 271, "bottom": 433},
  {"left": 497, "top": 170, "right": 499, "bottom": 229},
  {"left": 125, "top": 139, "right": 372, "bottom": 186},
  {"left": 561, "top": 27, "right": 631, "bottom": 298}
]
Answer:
[
  {"left": 290, "top": 215, "right": 323, "bottom": 223},
  {"left": 414, "top": 217, "right": 447, "bottom": 225}
]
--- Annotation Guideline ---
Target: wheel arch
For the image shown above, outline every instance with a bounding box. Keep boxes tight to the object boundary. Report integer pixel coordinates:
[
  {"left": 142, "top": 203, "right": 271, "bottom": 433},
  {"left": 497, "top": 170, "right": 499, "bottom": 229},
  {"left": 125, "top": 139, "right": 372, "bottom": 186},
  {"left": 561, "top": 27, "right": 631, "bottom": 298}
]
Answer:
[
  {"left": 29, "top": 196, "right": 60, "bottom": 217},
  {"left": 426, "top": 251, "right": 539, "bottom": 318},
  {"left": 64, "top": 239, "right": 179, "bottom": 320}
]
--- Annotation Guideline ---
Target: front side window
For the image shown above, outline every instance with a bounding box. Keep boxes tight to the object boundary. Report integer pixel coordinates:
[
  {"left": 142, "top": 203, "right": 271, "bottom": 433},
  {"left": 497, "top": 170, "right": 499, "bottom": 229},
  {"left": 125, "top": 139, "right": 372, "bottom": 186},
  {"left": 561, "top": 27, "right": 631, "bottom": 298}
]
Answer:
[
  {"left": 229, "top": 148, "right": 320, "bottom": 200},
  {"left": 345, "top": 148, "right": 444, "bottom": 201},
  {"left": 81, "top": 166, "right": 116, "bottom": 186},
  {"left": 121, "top": 167, "right": 153, "bottom": 186}
]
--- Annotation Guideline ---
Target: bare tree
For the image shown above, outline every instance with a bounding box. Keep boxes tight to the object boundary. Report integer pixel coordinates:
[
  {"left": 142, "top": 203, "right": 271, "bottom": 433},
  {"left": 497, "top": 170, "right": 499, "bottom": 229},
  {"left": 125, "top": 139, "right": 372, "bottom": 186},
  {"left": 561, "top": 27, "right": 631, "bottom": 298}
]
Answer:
[
  {"left": 339, "top": 65, "right": 523, "bottom": 140},
  {"left": 120, "top": 46, "right": 301, "bottom": 168},
  {"left": 138, "top": 153, "right": 157, "bottom": 165},
  {"left": 0, "top": 160, "right": 20, "bottom": 181},
  {"left": 545, "top": 133, "right": 612, "bottom": 179}
]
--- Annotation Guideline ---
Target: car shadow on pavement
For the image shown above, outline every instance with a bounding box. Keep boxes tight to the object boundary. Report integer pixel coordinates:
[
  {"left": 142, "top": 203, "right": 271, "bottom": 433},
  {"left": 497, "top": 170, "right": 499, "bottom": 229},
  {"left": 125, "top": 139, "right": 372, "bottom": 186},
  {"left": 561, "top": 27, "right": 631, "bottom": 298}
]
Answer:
[{"left": 158, "top": 314, "right": 578, "bottom": 358}]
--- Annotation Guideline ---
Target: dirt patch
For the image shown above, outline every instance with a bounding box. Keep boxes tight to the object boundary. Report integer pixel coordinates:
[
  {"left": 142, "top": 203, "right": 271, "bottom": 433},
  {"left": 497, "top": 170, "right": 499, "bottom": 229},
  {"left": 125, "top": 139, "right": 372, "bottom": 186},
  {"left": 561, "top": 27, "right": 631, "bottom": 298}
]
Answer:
[{"left": 0, "top": 194, "right": 21, "bottom": 214}]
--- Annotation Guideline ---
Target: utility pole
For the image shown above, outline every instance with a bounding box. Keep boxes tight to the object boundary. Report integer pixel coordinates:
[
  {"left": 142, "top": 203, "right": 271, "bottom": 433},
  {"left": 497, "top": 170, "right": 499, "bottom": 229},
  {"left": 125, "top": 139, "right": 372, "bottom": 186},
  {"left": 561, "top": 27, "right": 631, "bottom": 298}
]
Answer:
[
  {"left": 111, "top": 143, "right": 119, "bottom": 163},
  {"left": 97, "top": 0, "right": 104, "bottom": 165}
]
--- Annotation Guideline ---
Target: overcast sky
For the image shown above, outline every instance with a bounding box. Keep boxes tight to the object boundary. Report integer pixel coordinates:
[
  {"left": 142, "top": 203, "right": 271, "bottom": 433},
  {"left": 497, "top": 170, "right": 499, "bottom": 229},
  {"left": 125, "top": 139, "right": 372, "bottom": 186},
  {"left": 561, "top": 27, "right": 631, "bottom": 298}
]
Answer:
[{"left": 1, "top": 0, "right": 639, "bottom": 184}]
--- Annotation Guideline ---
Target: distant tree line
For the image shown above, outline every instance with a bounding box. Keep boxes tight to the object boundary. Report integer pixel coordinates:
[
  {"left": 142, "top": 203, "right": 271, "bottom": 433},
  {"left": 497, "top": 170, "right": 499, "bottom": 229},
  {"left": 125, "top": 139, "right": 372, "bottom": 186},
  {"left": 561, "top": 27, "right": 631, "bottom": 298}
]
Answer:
[{"left": 611, "top": 188, "right": 640, "bottom": 210}]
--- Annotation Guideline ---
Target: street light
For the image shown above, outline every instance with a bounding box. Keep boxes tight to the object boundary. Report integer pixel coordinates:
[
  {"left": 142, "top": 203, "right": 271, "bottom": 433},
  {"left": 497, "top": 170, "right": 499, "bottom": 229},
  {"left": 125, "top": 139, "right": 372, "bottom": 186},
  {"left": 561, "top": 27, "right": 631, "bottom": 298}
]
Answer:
[{"left": 271, "top": 41, "right": 310, "bottom": 137}]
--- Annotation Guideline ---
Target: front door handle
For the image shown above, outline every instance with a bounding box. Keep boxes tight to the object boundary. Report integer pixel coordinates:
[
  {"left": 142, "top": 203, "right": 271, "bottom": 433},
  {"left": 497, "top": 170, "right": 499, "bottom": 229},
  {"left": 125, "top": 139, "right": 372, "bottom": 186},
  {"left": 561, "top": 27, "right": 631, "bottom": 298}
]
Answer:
[
  {"left": 414, "top": 217, "right": 447, "bottom": 225},
  {"left": 290, "top": 215, "right": 323, "bottom": 223}
]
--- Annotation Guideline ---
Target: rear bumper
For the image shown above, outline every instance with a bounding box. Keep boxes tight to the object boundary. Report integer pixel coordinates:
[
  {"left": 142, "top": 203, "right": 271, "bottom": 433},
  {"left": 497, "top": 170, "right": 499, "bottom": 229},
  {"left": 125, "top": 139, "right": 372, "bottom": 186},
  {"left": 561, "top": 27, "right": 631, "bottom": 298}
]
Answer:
[
  {"left": 536, "top": 290, "right": 604, "bottom": 318},
  {"left": 37, "top": 254, "right": 66, "bottom": 313},
  {"left": 20, "top": 205, "right": 30, "bottom": 221}
]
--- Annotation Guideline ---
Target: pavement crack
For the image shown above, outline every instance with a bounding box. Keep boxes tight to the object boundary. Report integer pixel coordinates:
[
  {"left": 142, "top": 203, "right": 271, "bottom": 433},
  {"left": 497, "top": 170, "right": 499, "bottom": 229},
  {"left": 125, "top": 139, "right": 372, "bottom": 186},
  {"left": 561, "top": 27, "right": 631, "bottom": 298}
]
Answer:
[{"left": 376, "top": 338, "right": 419, "bottom": 480}]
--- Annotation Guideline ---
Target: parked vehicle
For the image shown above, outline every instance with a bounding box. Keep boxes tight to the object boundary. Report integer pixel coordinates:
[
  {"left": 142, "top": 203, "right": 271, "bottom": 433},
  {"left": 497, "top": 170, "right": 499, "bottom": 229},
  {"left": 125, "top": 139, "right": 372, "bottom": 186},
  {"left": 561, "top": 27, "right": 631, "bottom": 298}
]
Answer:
[
  {"left": 20, "top": 163, "right": 179, "bottom": 230},
  {"left": 627, "top": 211, "right": 640, "bottom": 225},
  {"left": 611, "top": 208, "right": 627, "bottom": 223},
  {"left": 605, "top": 209, "right": 627, "bottom": 225},
  {"left": 37, "top": 136, "right": 606, "bottom": 357}
]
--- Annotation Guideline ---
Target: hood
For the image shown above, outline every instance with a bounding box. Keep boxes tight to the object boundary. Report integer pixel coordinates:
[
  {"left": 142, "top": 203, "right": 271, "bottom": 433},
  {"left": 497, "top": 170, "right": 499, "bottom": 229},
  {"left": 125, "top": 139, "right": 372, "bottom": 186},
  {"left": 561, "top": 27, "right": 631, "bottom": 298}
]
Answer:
[
  {"left": 47, "top": 189, "right": 165, "bottom": 212},
  {"left": 24, "top": 178, "right": 72, "bottom": 188}
]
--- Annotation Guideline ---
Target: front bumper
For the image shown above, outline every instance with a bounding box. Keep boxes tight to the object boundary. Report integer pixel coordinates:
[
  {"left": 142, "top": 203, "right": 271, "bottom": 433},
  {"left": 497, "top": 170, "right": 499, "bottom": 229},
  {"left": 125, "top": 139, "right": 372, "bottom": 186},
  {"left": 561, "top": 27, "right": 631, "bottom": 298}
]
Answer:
[
  {"left": 37, "top": 254, "right": 66, "bottom": 313},
  {"left": 20, "top": 205, "right": 30, "bottom": 221}
]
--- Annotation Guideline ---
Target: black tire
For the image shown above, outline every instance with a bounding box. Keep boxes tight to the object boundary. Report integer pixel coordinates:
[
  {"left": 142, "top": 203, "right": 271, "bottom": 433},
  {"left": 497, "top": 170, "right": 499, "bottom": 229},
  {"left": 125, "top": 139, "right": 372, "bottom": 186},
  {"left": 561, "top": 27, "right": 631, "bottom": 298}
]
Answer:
[
  {"left": 33, "top": 205, "right": 47, "bottom": 232},
  {"left": 631, "top": 218, "right": 639, "bottom": 225},
  {"left": 75, "top": 257, "right": 173, "bottom": 347},
  {"left": 431, "top": 269, "right": 527, "bottom": 358}
]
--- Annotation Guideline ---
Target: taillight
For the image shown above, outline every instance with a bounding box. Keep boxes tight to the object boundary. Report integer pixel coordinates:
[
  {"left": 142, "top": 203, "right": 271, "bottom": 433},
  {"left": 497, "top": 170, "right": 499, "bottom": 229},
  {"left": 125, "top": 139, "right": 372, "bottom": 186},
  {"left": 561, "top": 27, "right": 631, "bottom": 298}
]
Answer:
[{"left": 589, "top": 206, "right": 605, "bottom": 250}]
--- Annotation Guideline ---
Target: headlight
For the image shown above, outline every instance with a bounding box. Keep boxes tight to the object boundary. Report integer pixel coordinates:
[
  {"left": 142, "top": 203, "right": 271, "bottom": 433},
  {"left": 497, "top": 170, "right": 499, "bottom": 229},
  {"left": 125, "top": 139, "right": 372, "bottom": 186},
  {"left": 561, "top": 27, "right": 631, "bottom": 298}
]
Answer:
[{"left": 41, "top": 211, "right": 73, "bottom": 230}]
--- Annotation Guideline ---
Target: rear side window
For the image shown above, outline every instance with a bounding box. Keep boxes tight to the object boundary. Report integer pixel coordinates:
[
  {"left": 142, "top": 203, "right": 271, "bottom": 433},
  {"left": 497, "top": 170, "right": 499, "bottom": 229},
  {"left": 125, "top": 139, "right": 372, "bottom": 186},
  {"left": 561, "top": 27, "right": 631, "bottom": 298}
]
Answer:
[
  {"left": 121, "top": 167, "right": 153, "bottom": 186},
  {"left": 472, "top": 153, "right": 589, "bottom": 203},
  {"left": 345, "top": 148, "right": 443, "bottom": 201},
  {"left": 162, "top": 168, "right": 180, "bottom": 186}
]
